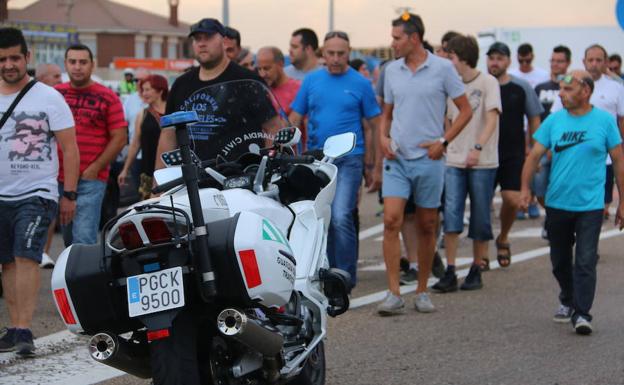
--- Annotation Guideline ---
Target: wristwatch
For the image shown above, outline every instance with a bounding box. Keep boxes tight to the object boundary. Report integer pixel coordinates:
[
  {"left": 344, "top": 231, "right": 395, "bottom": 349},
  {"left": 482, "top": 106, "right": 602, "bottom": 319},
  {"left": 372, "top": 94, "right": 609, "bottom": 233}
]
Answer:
[
  {"left": 474, "top": 144, "right": 483, "bottom": 151},
  {"left": 438, "top": 137, "right": 449, "bottom": 147},
  {"left": 63, "top": 191, "right": 78, "bottom": 201}
]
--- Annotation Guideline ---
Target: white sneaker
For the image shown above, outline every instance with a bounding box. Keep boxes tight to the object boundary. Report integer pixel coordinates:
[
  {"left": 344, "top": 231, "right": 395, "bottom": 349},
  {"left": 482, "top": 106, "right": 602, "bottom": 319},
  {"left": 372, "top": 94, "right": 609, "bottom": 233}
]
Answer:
[
  {"left": 414, "top": 292, "right": 435, "bottom": 313},
  {"left": 40, "top": 253, "right": 55, "bottom": 269},
  {"left": 376, "top": 292, "right": 405, "bottom": 316}
]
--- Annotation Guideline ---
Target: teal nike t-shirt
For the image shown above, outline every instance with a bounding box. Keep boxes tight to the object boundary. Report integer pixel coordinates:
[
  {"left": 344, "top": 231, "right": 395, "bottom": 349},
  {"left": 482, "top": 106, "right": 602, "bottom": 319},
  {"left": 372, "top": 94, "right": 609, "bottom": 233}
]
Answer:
[{"left": 534, "top": 107, "right": 622, "bottom": 211}]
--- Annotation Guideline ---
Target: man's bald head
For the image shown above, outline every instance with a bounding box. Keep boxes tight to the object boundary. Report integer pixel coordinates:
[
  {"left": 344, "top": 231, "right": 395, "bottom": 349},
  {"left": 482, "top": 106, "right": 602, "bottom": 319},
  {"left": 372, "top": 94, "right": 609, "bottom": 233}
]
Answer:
[
  {"left": 559, "top": 69, "right": 594, "bottom": 111},
  {"left": 567, "top": 69, "right": 594, "bottom": 93},
  {"left": 35, "top": 63, "right": 62, "bottom": 86},
  {"left": 257, "top": 47, "right": 285, "bottom": 65},
  {"left": 256, "top": 46, "right": 287, "bottom": 87}
]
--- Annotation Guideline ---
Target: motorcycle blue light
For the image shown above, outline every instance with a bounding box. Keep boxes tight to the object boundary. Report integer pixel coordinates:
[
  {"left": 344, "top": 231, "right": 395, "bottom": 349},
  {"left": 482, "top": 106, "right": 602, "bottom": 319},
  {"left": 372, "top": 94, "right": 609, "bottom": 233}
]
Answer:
[{"left": 159, "top": 111, "right": 199, "bottom": 128}]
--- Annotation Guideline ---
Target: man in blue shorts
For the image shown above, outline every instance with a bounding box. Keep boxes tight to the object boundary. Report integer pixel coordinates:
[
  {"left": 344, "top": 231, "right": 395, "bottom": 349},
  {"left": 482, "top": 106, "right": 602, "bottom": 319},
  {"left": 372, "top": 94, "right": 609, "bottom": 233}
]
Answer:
[
  {"left": 290, "top": 31, "right": 380, "bottom": 291},
  {"left": 521, "top": 70, "right": 624, "bottom": 335},
  {"left": 375, "top": 13, "right": 472, "bottom": 315},
  {"left": 0, "top": 28, "right": 79, "bottom": 356}
]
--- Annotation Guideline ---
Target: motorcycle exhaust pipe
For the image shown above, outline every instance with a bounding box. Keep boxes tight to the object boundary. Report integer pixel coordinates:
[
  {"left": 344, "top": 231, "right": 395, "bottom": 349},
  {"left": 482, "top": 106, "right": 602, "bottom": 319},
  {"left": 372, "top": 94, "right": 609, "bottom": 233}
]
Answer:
[
  {"left": 217, "top": 308, "right": 283, "bottom": 357},
  {"left": 89, "top": 332, "right": 152, "bottom": 379}
]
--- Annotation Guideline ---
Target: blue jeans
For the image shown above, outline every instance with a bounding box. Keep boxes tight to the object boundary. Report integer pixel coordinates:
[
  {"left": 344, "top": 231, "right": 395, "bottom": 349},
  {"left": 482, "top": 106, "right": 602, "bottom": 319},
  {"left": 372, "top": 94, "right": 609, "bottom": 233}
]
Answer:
[
  {"left": 60, "top": 179, "right": 107, "bottom": 246},
  {"left": 443, "top": 167, "right": 497, "bottom": 240},
  {"left": 546, "top": 207, "right": 603, "bottom": 322},
  {"left": 327, "top": 154, "right": 363, "bottom": 289}
]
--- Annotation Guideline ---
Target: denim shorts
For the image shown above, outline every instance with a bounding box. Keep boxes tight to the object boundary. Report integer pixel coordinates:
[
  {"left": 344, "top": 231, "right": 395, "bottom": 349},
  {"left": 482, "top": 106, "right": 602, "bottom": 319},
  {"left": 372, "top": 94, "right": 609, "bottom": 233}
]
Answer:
[
  {"left": 382, "top": 156, "right": 444, "bottom": 209},
  {"left": 443, "top": 167, "right": 496, "bottom": 241},
  {"left": 0, "top": 196, "right": 57, "bottom": 264}
]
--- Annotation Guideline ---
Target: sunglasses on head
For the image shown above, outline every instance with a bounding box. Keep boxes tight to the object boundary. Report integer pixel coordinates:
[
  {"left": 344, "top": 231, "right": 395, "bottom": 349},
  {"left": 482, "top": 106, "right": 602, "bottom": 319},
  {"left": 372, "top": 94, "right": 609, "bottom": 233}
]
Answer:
[
  {"left": 557, "top": 74, "right": 590, "bottom": 86},
  {"left": 324, "top": 31, "right": 349, "bottom": 42}
]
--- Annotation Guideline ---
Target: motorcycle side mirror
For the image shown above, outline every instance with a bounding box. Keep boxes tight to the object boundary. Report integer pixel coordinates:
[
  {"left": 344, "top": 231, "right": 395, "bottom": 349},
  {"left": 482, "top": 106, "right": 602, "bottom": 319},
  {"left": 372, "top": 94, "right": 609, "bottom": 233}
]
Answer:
[
  {"left": 322, "top": 132, "right": 356, "bottom": 159},
  {"left": 154, "top": 167, "right": 182, "bottom": 186},
  {"left": 274, "top": 126, "right": 301, "bottom": 147}
]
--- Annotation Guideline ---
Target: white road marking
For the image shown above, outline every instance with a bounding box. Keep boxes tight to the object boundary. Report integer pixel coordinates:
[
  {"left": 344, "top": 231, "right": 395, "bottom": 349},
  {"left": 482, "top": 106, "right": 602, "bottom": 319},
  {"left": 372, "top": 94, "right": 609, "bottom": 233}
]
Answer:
[
  {"left": 350, "top": 228, "right": 624, "bottom": 309},
  {"left": 1, "top": 225, "right": 621, "bottom": 385}
]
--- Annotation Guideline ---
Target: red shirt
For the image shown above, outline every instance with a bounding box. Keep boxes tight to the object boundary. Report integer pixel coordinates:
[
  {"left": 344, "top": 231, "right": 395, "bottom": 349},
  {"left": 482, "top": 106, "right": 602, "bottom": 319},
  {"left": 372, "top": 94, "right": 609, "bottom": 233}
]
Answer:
[
  {"left": 272, "top": 78, "right": 301, "bottom": 115},
  {"left": 55, "top": 82, "right": 126, "bottom": 181},
  {"left": 272, "top": 78, "right": 306, "bottom": 149}
]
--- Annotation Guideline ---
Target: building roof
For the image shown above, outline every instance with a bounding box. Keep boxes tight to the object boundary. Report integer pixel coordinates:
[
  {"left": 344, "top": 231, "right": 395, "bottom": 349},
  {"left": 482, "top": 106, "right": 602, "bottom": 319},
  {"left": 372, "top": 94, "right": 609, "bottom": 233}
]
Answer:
[{"left": 9, "top": 0, "right": 191, "bottom": 36}]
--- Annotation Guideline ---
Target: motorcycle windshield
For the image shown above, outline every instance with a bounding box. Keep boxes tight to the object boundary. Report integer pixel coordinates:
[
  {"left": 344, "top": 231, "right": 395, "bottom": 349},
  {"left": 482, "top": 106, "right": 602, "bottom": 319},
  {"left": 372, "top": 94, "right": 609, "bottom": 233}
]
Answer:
[{"left": 175, "top": 79, "right": 291, "bottom": 162}]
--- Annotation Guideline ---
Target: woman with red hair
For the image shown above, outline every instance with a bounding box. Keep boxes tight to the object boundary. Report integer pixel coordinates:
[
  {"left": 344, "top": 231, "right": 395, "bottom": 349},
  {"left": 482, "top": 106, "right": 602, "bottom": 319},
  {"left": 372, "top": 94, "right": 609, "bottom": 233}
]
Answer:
[{"left": 118, "top": 74, "right": 168, "bottom": 199}]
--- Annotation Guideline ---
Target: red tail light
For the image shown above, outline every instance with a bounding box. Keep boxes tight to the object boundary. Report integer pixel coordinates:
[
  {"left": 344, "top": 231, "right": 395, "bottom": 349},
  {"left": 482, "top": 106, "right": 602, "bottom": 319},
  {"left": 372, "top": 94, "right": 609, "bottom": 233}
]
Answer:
[
  {"left": 142, "top": 218, "right": 173, "bottom": 244},
  {"left": 147, "top": 328, "right": 170, "bottom": 341},
  {"left": 53, "top": 288, "right": 77, "bottom": 325},
  {"left": 119, "top": 222, "right": 143, "bottom": 250}
]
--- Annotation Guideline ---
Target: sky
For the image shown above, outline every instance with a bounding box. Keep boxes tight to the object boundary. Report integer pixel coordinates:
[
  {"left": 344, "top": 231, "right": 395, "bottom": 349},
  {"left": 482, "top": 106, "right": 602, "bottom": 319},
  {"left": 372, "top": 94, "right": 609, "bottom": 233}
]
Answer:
[{"left": 9, "top": 0, "right": 620, "bottom": 52}]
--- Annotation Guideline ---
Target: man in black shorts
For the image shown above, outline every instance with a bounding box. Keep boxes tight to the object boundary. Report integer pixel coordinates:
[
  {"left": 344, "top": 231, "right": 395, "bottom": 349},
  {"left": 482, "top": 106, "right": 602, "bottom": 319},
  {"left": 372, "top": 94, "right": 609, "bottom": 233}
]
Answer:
[
  {"left": 155, "top": 18, "right": 280, "bottom": 165},
  {"left": 486, "top": 42, "right": 543, "bottom": 268}
]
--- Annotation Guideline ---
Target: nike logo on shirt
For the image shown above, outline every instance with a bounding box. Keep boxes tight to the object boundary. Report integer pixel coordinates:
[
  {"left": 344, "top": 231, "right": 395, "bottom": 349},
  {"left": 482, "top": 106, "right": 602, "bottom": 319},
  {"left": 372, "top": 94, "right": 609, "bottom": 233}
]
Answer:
[{"left": 554, "top": 139, "right": 587, "bottom": 152}]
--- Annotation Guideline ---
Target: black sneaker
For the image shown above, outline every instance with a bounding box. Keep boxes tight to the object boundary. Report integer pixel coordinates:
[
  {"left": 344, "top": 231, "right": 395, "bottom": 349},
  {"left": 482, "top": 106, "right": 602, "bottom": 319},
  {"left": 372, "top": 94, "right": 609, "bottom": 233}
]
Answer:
[
  {"left": 15, "top": 328, "right": 35, "bottom": 357},
  {"left": 460, "top": 264, "right": 483, "bottom": 291},
  {"left": 399, "top": 268, "right": 418, "bottom": 285},
  {"left": 573, "top": 316, "right": 593, "bottom": 335},
  {"left": 399, "top": 257, "right": 410, "bottom": 273},
  {"left": 0, "top": 327, "right": 17, "bottom": 352},
  {"left": 431, "top": 251, "right": 445, "bottom": 279},
  {"left": 431, "top": 269, "right": 457, "bottom": 293}
]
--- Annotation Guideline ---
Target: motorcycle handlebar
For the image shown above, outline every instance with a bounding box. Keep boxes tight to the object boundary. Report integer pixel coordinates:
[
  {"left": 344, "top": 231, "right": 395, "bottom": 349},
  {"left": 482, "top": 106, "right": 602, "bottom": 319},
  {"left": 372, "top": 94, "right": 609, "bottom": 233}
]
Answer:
[
  {"left": 276, "top": 154, "right": 316, "bottom": 165},
  {"left": 151, "top": 154, "right": 315, "bottom": 193}
]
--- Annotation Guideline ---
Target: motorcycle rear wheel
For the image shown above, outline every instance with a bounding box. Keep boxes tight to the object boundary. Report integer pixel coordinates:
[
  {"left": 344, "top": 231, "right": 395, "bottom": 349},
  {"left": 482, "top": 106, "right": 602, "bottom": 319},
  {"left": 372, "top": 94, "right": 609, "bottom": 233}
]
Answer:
[{"left": 289, "top": 341, "right": 325, "bottom": 385}]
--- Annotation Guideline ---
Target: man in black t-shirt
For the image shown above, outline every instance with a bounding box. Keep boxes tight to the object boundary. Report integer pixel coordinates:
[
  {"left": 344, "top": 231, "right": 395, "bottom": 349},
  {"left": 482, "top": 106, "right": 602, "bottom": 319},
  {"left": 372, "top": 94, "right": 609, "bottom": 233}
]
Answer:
[
  {"left": 155, "top": 18, "right": 279, "bottom": 167},
  {"left": 486, "top": 42, "right": 543, "bottom": 268}
]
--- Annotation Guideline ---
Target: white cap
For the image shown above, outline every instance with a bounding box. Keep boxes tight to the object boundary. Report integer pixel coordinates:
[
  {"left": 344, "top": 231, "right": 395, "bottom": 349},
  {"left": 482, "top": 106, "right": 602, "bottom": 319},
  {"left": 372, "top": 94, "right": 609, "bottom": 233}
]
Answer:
[{"left": 123, "top": 68, "right": 134, "bottom": 75}]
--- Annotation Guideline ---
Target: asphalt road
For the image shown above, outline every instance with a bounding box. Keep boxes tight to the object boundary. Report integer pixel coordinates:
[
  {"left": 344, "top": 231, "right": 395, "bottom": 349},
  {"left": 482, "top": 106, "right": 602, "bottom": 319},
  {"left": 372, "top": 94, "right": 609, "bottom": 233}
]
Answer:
[{"left": 2, "top": 191, "right": 624, "bottom": 385}]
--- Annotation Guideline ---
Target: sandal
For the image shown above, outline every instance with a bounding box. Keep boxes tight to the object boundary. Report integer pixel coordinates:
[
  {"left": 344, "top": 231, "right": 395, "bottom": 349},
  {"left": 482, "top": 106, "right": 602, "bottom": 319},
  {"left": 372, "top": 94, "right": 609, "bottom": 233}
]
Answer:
[
  {"left": 496, "top": 236, "right": 512, "bottom": 268},
  {"left": 478, "top": 257, "right": 490, "bottom": 272}
]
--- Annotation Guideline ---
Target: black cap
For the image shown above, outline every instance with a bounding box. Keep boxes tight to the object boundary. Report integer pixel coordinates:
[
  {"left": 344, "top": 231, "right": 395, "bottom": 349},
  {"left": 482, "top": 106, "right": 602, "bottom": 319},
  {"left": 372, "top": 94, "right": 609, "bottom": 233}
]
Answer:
[
  {"left": 487, "top": 42, "right": 511, "bottom": 57},
  {"left": 189, "top": 18, "right": 225, "bottom": 37}
]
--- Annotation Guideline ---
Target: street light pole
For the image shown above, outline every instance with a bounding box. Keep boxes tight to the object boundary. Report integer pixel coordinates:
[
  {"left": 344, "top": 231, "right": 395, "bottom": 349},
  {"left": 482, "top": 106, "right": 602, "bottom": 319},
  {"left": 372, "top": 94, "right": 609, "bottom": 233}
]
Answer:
[
  {"left": 223, "top": 0, "right": 229, "bottom": 26},
  {"left": 328, "top": 0, "right": 334, "bottom": 31}
]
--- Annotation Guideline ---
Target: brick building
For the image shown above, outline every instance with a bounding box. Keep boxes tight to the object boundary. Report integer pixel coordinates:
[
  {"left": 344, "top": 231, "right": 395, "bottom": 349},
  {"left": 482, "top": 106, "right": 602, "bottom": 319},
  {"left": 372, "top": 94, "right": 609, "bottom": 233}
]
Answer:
[{"left": 4, "top": 0, "right": 191, "bottom": 68}]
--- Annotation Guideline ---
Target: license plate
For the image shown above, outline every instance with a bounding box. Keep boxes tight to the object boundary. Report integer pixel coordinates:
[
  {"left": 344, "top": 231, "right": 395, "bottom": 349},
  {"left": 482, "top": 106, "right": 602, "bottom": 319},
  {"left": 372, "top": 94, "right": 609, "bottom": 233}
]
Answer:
[{"left": 126, "top": 267, "right": 185, "bottom": 318}]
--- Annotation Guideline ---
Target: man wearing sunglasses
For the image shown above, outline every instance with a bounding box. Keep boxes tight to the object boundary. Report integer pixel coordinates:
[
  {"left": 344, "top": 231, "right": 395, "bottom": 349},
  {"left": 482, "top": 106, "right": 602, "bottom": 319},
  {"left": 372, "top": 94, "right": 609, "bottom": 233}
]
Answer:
[
  {"left": 289, "top": 30, "right": 381, "bottom": 293},
  {"left": 509, "top": 43, "right": 550, "bottom": 89},
  {"left": 520, "top": 70, "right": 624, "bottom": 335},
  {"left": 551, "top": 44, "right": 624, "bottom": 220}
]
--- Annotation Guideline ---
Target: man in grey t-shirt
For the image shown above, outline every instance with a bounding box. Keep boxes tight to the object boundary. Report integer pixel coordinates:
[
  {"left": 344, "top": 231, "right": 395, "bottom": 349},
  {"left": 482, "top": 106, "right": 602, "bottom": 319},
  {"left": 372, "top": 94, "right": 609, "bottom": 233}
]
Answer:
[
  {"left": 376, "top": 13, "right": 472, "bottom": 316},
  {"left": 487, "top": 42, "right": 543, "bottom": 269},
  {"left": 284, "top": 28, "right": 320, "bottom": 81}
]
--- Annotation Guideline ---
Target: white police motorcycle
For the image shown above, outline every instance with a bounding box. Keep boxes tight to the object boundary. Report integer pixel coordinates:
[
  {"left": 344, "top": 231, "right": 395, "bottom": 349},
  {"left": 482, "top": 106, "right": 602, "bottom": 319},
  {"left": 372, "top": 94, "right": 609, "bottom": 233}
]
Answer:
[{"left": 50, "top": 80, "right": 352, "bottom": 385}]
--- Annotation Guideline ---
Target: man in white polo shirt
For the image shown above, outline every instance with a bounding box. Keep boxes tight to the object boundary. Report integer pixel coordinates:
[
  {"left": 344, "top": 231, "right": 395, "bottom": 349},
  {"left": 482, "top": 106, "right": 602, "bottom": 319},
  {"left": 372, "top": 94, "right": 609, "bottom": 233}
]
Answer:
[{"left": 376, "top": 13, "right": 472, "bottom": 315}]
